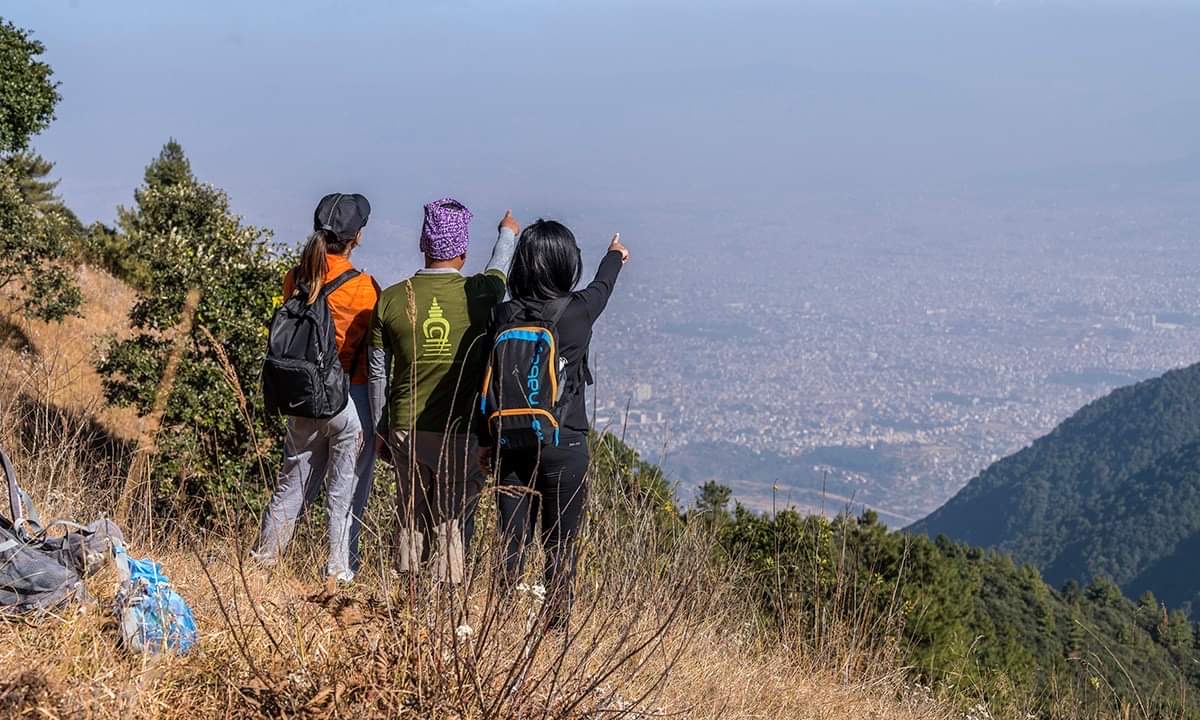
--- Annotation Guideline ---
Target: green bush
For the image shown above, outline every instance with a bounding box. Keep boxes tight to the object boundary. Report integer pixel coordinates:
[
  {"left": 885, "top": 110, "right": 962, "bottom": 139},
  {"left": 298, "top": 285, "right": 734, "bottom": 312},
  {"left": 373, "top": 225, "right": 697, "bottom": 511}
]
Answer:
[{"left": 97, "top": 140, "right": 293, "bottom": 522}]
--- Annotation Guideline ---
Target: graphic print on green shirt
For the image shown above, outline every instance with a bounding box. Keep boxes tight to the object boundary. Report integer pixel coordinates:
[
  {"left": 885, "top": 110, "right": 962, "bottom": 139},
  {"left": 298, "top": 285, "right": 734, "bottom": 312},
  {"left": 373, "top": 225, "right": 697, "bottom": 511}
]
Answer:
[
  {"left": 420, "top": 297, "right": 454, "bottom": 363},
  {"left": 371, "top": 269, "right": 505, "bottom": 433}
]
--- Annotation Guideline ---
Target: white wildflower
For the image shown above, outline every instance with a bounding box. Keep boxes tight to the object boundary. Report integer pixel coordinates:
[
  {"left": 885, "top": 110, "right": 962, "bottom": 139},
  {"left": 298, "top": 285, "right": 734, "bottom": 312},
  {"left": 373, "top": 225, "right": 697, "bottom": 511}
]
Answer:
[
  {"left": 965, "top": 703, "right": 993, "bottom": 720},
  {"left": 455, "top": 624, "right": 474, "bottom": 641}
]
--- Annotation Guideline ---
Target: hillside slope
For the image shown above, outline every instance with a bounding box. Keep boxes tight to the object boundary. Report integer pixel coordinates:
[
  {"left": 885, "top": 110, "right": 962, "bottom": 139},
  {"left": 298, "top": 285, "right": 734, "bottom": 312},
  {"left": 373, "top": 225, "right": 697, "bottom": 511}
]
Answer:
[
  {"left": 0, "top": 269, "right": 959, "bottom": 720},
  {"left": 0, "top": 265, "right": 141, "bottom": 440},
  {"left": 8, "top": 265, "right": 1198, "bottom": 717},
  {"left": 911, "top": 362, "right": 1200, "bottom": 605}
]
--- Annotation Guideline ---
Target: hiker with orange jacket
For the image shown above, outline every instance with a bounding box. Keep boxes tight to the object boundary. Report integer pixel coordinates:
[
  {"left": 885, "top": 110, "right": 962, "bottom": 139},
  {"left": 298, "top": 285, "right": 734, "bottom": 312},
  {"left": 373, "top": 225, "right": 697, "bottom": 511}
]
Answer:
[{"left": 253, "top": 193, "right": 380, "bottom": 583}]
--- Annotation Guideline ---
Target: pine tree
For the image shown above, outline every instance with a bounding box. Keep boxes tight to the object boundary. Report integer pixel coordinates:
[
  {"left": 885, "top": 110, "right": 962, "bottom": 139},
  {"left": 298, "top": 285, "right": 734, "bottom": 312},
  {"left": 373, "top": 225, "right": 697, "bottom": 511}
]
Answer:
[
  {"left": 0, "top": 164, "right": 82, "bottom": 320},
  {"left": 141, "top": 139, "right": 191, "bottom": 189},
  {"left": 5, "top": 151, "right": 57, "bottom": 205},
  {"left": 1166, "top": 609, "right": 1194, "bottom": 652},
  {"left": 695, "top": 480, "right": 732, "bottom": 517}
]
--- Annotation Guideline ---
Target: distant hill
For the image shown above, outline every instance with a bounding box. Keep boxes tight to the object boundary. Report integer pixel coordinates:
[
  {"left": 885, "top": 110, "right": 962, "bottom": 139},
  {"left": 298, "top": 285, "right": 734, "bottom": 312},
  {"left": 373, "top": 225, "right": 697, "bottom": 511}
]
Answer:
[{"left": 910, "top": 362, "right": 1200, "bottom": 611}]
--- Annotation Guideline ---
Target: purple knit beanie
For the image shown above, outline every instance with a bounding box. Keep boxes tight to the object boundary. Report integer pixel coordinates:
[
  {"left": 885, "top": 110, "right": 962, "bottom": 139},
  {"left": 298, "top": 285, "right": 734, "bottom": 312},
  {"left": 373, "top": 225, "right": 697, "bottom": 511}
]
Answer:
[{"left": 420, "top": 198, "right": 472, "bottom": 260}]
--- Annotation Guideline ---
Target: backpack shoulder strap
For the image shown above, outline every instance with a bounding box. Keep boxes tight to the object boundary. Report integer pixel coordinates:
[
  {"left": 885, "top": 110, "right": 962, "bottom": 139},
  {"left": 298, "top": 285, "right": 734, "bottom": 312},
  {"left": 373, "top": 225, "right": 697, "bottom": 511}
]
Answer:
[
  {"left": 2, "top": 448, "right": 41, "bottom": 540},
  {"left": 318, "top": 269, "right": 362, "bottom": 300},
  {"left": 3, "top": 448, "right": 19, "bottom": 524}
]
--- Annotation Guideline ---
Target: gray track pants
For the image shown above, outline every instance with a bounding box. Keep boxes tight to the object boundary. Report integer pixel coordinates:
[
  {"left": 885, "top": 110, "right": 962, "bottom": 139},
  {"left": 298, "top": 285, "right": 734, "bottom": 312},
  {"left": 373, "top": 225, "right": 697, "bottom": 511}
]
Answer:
[{"left": 254, "top": 389, "right": 364, "bottom": 579}]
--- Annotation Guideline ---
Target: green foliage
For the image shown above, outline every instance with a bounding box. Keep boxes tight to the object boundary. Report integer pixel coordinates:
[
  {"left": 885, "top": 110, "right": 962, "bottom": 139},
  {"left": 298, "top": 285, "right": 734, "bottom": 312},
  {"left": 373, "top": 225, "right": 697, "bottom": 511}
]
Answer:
[
  {"left": 0, "top": 19, "right": 59, "bottom": 154},
  {"left": 716, "top": 505, "right": 1200, "bottom": 716},
  {"left": 79, "top": 220, "right": 151, "bottom": 288},
  {"left": 589, "top": 432, "right": 679, "bottom": 538},
  {"left": 694, "top": 480, "right": 732, "bottom": 518},
  {"left": 0, "top": 152, "right": 130, "bottom": 277},
  {"left": 96, "top": 140, "right": 291, "bottom": 521},
  {"left": 5, "top": 152, "right": 67, "bottom": 214},
  {"left": 0, "top": 23, "right": 82, "bottom": 323},
  {"left": 913, "top": 362, "right": 1200, "bottom": 616},
  {"left": 142, "top": 139, "right": 192, "bottom": 187},
  {"left": 0, "top": 162, "right": 82, "bottom": 321}
]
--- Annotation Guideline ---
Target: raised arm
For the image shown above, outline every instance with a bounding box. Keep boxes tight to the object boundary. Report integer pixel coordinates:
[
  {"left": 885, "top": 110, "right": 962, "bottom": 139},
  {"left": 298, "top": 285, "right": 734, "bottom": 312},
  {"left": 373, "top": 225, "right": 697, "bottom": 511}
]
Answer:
[
  {"left": 574, "top": 233, "right": 630, "bottom": 321},
  {"left": 485, "top": 210, "right": 521, "bottom": 277}
]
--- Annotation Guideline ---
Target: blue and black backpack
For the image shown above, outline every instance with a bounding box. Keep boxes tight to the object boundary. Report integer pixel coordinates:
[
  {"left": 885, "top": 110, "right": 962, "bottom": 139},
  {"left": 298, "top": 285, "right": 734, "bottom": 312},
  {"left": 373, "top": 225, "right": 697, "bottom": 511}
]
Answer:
[{"left": 480, "top": 297, "right": 582, "bottom": 449}]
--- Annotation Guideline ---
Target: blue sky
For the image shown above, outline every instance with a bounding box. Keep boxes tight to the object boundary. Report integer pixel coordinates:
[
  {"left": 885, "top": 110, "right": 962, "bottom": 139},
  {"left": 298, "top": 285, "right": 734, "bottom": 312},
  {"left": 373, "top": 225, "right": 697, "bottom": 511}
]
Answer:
[{"left": 6, "top": 0, "right": 1200, "bottom": 280}]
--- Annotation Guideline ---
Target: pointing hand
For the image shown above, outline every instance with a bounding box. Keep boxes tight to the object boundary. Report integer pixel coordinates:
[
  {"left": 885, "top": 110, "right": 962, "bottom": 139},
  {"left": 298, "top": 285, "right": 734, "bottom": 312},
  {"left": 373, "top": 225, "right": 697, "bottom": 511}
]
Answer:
[
  {"left": 499, "top": 210, "right": 520, "bottom": 235},
  {"left": 609, "top": 233, "right": 630, "bottom": 264}
]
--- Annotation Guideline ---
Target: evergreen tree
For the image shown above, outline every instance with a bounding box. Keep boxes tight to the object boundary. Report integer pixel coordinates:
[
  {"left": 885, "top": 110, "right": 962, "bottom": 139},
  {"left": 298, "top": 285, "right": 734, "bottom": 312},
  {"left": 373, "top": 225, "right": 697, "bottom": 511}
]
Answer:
[
  {"left": 1085, "top": 577, "right": 1123, "bottom": 606},
  {"left": 2, "top": 151, "right": 85, "bottom": 239},
  {"left": 142, "top": 139, "right": 192, "bottom": 188},
  {"left": 0, "top": 19, "right": 81, "bottom": 321},
  {"left": 97, "top": 140, "right": 291, "bottom": 521},
  {"left": 0, "top": 164, "right": 82, "bottom": 320},
  {"left": 1166, "top": 609, "right": 1194, "bottom": 652},
  {"left": 5, "top": 151, "right": 58, "bottom": 206},
  {"left": 914, "top": 361, "right": 1200, "bottom": 616},
  {"left": 81, "top": 220, "right": 147, "bottom": 289},
  {"left": 694, "top": 480, "right": 732, "bottom": 519},
  {"left": 0, "top": 19, "right": 59, "bottom": 154}
]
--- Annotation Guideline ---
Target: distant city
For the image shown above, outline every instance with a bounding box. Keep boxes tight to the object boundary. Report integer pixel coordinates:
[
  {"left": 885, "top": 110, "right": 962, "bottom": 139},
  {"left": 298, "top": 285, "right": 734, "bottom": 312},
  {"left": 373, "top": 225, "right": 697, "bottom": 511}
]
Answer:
[{"left": 583, "top": 190, "right": 1200, "bottom": 525}]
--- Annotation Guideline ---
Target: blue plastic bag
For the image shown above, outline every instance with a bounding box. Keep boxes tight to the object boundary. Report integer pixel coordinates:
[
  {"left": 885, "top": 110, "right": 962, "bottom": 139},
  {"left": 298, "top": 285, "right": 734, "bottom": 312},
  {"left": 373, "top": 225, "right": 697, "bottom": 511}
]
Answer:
[{"left": 112, "top": 543, "right": 198, "bottom": 654}]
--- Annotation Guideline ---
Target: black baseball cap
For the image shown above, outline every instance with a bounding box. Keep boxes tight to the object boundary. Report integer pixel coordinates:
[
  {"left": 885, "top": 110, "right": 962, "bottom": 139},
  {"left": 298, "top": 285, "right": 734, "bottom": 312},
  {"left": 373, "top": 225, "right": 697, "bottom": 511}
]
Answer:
[{"left": 313, "top": 193, "right": 371, "bottom": 242}]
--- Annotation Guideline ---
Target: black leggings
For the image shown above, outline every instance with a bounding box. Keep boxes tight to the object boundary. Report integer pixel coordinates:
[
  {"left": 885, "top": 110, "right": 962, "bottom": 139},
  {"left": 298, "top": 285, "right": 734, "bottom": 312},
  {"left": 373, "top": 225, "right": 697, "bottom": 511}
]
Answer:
[{"left": 495, "top": 431, "right": 589, "bottom": 622}]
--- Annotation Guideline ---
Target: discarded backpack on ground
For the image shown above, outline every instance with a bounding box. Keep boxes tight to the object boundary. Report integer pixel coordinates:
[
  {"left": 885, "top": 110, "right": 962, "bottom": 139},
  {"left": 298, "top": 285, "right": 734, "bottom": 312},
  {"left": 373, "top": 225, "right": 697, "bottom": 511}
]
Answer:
[
  {"left": 480, "top": 297, "right": 587, "bottom": 449},
  {"left": 262, "top": 268, "right": 360, "bottom": 419},
  {"left": 112, "top": 541, "right": 197, "bottom": 654},
  {"left": 0, "top": 448, "right": 122, "bottom": 615}
]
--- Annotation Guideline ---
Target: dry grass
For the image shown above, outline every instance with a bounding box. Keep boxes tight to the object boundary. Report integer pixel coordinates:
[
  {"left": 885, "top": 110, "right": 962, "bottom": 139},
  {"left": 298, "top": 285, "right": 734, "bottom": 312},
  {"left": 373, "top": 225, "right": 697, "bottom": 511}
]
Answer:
[
  {"left": 0, "top": 265, "right": 141, "bottom": 441},
  {"left": 0, "top": 267, "right": 962, "bottom": 720}
]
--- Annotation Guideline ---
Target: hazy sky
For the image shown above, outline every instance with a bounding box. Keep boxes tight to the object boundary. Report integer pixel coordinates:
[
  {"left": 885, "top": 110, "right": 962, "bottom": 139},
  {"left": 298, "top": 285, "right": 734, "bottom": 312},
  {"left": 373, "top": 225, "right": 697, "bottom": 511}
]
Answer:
[{"left": 6, "top": 0, "right": 1200, "bottom": 280}]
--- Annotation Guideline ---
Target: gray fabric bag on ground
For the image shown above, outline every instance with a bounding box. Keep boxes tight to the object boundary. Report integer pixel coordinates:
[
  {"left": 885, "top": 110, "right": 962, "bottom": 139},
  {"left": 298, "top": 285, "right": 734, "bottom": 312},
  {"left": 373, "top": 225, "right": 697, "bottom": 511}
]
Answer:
[{"left": 0, "top": 448, "right": 122, "bottom": 615}]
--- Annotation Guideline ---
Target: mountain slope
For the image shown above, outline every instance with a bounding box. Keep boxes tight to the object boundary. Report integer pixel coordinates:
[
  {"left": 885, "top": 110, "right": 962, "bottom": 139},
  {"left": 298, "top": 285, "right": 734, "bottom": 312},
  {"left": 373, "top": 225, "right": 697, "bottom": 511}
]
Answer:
[
  {"left": 911, "top": 362, "right": 1200, "bottom": 602},
  {"left": 722, "top": 505, "right": 1200, "bottom": 716}
]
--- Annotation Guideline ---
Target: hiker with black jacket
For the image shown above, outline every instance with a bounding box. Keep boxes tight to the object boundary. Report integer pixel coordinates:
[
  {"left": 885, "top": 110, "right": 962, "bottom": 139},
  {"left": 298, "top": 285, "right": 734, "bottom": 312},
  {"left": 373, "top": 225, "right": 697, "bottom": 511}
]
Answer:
[{"left": 478, "top": 221, "right": 629, "bottom": 629}]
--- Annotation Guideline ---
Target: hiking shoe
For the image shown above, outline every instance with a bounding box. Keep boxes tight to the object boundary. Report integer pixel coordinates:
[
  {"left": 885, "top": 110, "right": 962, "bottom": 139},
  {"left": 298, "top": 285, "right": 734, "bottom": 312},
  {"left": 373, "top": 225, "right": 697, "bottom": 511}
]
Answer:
[{"left": 327, "top": 570, "right": 354, "bottom": 587}]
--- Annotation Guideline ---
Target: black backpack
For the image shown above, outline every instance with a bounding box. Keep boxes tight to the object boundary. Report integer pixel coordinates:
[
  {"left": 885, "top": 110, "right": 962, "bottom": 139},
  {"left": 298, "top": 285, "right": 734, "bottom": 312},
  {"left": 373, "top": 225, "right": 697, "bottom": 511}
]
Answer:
[
  {"left": 262, "top": 269, "right": 360, "bottom": 419},
  {"left": 480, "top": 297, "right": 584, "bottom": 449},
  {"left": 0, "top": 448, "right": 122, "bottom": 615}
]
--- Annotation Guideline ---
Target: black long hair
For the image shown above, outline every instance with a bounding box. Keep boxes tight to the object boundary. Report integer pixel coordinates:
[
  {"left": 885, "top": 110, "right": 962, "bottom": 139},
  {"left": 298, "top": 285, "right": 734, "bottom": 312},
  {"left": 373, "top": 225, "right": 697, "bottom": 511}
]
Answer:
[{"left": 507, "top": 219, "right": 583, "bottom": 301}]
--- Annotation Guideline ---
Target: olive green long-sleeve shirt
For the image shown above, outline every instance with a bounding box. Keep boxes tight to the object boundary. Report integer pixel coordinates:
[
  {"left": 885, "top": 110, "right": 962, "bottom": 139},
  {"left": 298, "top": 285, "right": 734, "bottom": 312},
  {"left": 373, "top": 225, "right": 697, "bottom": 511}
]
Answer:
[{"left": 368, "top": 229, "right": 514, "bottom": 435}]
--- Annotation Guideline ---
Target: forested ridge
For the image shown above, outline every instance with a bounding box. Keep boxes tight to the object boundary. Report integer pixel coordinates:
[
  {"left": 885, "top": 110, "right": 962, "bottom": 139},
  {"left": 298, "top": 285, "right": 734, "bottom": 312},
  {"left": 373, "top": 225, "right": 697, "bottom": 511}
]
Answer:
[
  {"left": 696, "top": 482, "right": 1200, "bottom": 716},
  {"left": 911, "top": 362, "right": 1200, "bottom": 618}
]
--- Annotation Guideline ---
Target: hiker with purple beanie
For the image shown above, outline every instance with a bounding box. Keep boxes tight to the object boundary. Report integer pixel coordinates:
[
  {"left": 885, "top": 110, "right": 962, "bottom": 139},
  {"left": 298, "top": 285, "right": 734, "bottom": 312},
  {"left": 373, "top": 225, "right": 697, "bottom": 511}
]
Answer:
[{"left": 368, "top": 199, "right": 517, "bottom": 582}]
